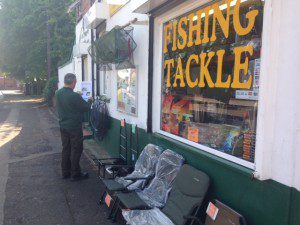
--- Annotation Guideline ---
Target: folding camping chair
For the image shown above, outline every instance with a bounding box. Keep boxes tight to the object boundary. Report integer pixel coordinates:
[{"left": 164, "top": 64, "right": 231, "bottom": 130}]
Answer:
[
  {"left": 122, "top": 164, "right": 210, "bottom": 225},
  {"left": 110, "top": 149, "right": 185, "bottom": 220},
  {"left": 94, "top": 119, "right": 128, "bottom": 178},
  {"left": 129, "top": 124, "right": 139, "bottom": 166},
  {"left": 99, "top": 144, "right": 162, "bottom": 206},
  {"left": 105, "top": 123, "right": 140, "bottom": 179}
]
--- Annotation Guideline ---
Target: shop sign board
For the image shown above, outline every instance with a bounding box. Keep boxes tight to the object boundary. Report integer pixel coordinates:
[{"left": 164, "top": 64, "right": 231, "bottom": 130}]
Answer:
[{"left": 163, "top": 0, "right": 261, "bottom": 90}]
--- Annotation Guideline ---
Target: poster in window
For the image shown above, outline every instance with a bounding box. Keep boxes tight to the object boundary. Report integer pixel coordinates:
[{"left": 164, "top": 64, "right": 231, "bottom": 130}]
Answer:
[
  {"left": 117, "top": 69, "right": 138, "bottom": 116},
  {"left": 81, "top": 81, "right": 92, "bottom": 102}
]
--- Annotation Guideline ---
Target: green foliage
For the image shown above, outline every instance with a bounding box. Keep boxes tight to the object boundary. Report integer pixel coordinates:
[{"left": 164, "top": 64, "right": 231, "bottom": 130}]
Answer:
[
  {"left": 43, "top": 76, "right": 58, "bottom": 105},
  {"left": 0, "top": 0, "right": 75, "bottom": 81}
]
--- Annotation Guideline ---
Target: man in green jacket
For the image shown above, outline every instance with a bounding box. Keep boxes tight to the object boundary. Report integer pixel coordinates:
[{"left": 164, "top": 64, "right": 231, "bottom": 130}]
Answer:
[{"left": 55, "top": 73, "right": 91, "bottom": 181}]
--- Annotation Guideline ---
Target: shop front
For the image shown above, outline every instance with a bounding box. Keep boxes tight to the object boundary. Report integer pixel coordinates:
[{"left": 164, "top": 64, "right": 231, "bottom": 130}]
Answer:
[
  {"left": 154, "top": 0, "right": 263, "bottom": 169},
  {"left": 90, "top": 0, "right": 300, "bottom": 225}
]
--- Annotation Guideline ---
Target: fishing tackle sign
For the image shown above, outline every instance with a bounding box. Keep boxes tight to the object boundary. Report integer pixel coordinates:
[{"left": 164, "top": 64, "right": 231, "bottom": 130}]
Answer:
[{"left": 163, "top": 0, "right": 261, "bottom": 90}]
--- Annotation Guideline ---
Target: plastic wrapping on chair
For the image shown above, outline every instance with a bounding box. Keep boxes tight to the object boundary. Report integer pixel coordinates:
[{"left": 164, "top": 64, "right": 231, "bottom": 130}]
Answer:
[
  {"left": 137, "top": 149, "right": 185, "bottom": 208},
  {"left": 115, "top": 144, "right": 162, "bottom": 190},
  {"left": 122, "top": 208, "right": 174, "bottom": 225}
]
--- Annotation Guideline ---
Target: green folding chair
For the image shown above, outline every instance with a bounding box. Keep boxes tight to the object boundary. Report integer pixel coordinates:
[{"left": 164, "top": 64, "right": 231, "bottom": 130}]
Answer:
[{"left": 122, "top": 164, "right": 210, "bottom": 225}]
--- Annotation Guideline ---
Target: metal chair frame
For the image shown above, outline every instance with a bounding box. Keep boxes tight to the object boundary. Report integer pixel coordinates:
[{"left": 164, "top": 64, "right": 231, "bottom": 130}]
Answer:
[
  {"left": 97, "top": 123, "right": 141, "bottom": 209},
  {"left": 94, "top": 119, "right": 128, "bottom": 179}
]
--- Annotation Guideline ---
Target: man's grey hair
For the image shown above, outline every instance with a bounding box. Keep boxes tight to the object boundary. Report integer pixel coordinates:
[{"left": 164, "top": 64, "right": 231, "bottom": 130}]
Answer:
[{"left": 64, "top": 73, "right": 77, "bottom": 85}]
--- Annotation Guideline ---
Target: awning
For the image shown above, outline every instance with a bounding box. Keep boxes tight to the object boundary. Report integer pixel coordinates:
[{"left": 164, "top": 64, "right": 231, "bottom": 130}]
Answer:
[
  {"left": 134, "top": 0, "right": 168, "bottom": 14},
  {"left": 67, "top": 0, "right": 81, "bottom": 13},
  {"left": 133, "top": 0, "right": 185, "bottom": 14}
]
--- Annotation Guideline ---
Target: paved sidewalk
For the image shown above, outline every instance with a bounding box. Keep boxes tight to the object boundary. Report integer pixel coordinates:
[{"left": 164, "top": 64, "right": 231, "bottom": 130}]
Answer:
[{"left": 0, "top": 91, "right": 123, "bottom": 225}]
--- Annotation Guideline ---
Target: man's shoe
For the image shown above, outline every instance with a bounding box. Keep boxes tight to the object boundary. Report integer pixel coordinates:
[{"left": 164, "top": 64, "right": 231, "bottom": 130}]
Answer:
[
  {"left": 71, "top": 172, "right": 89, "bottom": 181},
  {"left": 62, "top": 174, "right": 71, "bottom": 179}
]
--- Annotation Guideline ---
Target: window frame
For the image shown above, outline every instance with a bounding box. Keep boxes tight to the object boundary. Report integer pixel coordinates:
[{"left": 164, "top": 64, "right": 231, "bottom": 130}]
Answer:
[
  {"left": 100, "top": 68, "right": 109, "bottom": 96},
  {"left": 82, "top": 55, "right": 88, "bottom": 81},
  {"left": 152, "top": 0, "right": 266, "bottom": 170}
]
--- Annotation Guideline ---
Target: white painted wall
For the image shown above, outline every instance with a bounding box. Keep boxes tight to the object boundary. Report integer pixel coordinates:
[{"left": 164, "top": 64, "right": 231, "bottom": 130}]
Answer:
[
  {"left": 151, "top": 0, "right": 300, "bottom": 190},
  {"left": 58, "top": 17, "right": 92, "bottom": 93},
  {"left": 59, "top": 1, "right": 150, "bottom": 129},
  {"left": 255, "top": 0, "right": 300, "bottom": 191},
  {"left": 73, "top": 57, "right": 83, "bottom": 92},
  {"left": 74, "top": 19, "right": 92, "bottom": 91},
  {"left": 58, "top": 61, "right": 74, "bottom": 89},
  {"left": 95, "top": 0, "right": 150, "bottom": 129},
  {"left": 76, "top": 19, "right": 91, "bottom": 45},
  {"left": 58, "top": 59, "right": 82, "bottom": 92}
]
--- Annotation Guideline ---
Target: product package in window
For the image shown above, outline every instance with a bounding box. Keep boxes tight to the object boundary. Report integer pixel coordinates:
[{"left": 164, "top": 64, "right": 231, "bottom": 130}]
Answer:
[{"left": 162, "top": 95, "right": 175, "bottom": 132}]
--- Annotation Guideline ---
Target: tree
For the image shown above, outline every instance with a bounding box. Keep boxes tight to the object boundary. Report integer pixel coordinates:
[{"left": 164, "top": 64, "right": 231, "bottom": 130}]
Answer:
[{"left": 0, "top": 0, "right": 75, "bottom": 81}]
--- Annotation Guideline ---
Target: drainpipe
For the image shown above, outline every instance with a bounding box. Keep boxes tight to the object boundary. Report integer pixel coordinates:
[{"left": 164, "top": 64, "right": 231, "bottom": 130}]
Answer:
[
  {"left": 81, "top": 56, "right": 84, "bottom": 81},
  {"left": 91, "top": 29, "right": 95, "bottom": 98},
  {"left": 147, "top": 16, "right": 154, "bottom": 133}
]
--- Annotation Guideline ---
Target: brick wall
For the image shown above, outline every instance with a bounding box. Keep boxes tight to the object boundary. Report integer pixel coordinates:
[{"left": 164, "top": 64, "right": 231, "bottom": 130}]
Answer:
[
  {"left": 0, "top": 77, "right": 18, "bottom": 90},
  {"left": 77, "top": 0, "right": 95, "bottom": 21}
]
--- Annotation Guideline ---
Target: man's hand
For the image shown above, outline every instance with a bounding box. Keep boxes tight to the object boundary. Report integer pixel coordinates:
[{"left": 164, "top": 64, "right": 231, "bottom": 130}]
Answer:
[{"left": 88, "top": 97, "right": 94, "bottom": 103}]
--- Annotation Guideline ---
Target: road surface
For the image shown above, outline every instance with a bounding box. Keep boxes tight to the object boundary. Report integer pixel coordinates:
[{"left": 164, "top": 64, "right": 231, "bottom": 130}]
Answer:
[{"left": 0, "top": 90, "right": 122, "bottom": 225}]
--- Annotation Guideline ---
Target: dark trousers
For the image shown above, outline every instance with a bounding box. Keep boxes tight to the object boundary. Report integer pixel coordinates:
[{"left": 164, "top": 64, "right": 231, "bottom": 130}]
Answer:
[{"left": 60, "top": 128, "right": 83, "bottom": 177}]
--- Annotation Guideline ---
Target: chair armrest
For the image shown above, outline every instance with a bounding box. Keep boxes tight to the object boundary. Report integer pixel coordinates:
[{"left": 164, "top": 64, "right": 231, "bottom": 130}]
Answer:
[
  {"left": 93, "top": 158, "right": 121, "bottom": 164},
  {"left": 183, "top": 216, "right": 204, "bottom": 225},
  {"left": 106, "top": 165, "right": 134, "bottom": 178},
  {"left": 92, "top": 154, "right": 120, "bottom": 161},
  {"left": 95, "top": 160, "right": 126, "bottom": 168},
  {"left": 123, "top": 175, "right": 153, "bottom": 181},
  {"left": 107, "top": 165, "right": 134, "bottom": 170},
  {"left": 96, "top": 157, "right": 121, "bottom": 161},
  {"left": 124, "top": 177, "right": 148, "bottom": 181}
]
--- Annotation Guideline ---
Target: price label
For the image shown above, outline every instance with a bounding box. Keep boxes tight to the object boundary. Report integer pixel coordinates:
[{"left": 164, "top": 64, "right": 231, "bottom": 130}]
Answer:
[
  {"left": 121, "top": 119, "right": 125, "bottom": 127},
  {"left": 188, "top": 127, "right": 199, "bottom": 143},
  {"left": 132, "top": 124, "right": 136, "bottom": 134},
  {"left": 206, "top": 202, "right": 219, "bottom": 221},
  {"left": 105, "top": 194, "right": 112, "bottom": 207}
]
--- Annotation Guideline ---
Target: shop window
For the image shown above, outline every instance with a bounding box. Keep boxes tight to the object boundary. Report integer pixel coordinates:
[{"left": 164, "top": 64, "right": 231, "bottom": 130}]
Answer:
[
  {"left": 117, "top": 69, "right": 138, "bottom": 116},
  {"left": 160, "top": 0, "right": 264, "bottom": 163}
]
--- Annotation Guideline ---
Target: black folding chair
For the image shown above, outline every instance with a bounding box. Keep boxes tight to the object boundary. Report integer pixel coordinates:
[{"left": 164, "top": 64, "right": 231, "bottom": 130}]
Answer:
[
  {"left": 94, "top": 119, "right": 128, "bottom": 178},
  {"left": 129, "top": 124, "right": 139, "bottom": 166}
]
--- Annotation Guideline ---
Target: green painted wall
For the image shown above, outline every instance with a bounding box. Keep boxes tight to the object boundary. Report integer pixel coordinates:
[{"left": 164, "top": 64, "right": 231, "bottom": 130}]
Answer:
[{"left": 94, "top": 117, "right": 300, "bottom": 225}]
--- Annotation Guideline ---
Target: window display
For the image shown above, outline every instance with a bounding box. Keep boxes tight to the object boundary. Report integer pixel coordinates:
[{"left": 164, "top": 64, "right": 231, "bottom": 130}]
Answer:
[
  {"left": 160, "top": 0, "right": 264, "bottom": 163},
  {"left": 117, "top": 69, "right": 138, "bottom": 116}
]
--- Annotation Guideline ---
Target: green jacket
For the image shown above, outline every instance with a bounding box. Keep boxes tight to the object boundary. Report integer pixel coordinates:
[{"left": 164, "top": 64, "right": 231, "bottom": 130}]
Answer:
[{"left": 55, "top": 87, "right": 90, "bottom": 130}]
